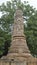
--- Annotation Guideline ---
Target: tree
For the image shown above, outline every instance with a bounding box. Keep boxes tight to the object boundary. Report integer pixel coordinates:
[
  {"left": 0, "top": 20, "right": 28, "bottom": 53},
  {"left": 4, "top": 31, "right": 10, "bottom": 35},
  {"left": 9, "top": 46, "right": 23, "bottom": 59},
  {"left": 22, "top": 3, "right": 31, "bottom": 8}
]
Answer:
[
  {"left": 24, "top": 10, "right": 37, "bottom": 57},
  {"left": 0, "top": 0, "right": 37, "bottom": 57}
]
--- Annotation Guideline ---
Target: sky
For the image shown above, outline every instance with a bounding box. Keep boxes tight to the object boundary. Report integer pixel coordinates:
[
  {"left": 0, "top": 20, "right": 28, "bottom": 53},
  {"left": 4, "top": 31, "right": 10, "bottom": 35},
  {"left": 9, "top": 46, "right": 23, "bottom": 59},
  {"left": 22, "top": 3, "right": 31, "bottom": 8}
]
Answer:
[{"left": 0, "top": 0, "right": 37, "bottom": 17}]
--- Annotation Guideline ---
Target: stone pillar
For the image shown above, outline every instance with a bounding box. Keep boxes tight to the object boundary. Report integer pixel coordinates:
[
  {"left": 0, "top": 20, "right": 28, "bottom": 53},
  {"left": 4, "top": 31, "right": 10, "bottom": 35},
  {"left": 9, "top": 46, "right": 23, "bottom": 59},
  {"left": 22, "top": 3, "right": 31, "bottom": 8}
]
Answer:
[
  {"left": 13, "top": 9, "right": 24, "bottom": 36},
  {"left": 1, "top": 9, "right": 32, "bottom": 61},
  {"left": 8, "top": 9, "right": 31, "bottom": 58}
]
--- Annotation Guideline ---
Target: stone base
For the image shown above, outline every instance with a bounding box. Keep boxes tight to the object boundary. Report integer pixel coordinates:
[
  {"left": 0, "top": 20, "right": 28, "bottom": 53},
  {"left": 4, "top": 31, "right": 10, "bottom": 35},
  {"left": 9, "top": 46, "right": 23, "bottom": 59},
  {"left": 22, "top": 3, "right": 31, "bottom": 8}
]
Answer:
[
  {"left": 0, "top": 57, "right": 37, "bottom": 65},
  {"left": 1, "top": 53, "right": 32, "bottom": 61}
]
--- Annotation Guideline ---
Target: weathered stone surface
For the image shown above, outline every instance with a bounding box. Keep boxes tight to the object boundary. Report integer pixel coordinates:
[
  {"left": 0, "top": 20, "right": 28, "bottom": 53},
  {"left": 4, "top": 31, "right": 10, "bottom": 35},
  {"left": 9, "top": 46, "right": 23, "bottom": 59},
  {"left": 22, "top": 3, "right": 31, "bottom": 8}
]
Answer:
[
  {"left": 1, "top": 9, "right": 32, "bottom": 60},
  {"left": 8, "top": 9, "right": 31, "bottom": 59},
  {"left": 0, "top": 9, "right": 37, "bottom": 65}
]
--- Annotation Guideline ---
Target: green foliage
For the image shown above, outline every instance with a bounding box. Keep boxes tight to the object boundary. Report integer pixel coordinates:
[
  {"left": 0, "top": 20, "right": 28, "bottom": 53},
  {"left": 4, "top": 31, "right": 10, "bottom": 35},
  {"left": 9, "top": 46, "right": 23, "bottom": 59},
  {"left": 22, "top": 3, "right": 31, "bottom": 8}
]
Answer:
[
  {"left": 0, "top": 0, "right": 37, "bottom": 58},
  {"left": 24, "top": 11, "right": 37, "bottom": 57}
]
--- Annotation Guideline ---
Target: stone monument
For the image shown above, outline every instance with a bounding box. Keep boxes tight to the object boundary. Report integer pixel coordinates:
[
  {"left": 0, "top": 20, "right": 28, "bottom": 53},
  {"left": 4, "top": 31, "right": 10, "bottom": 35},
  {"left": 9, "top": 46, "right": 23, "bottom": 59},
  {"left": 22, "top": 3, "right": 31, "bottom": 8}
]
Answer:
[
  {"left": 1, "top": 9, "right": 32, "bottom": 61},
  {"left": 0, "top": 9, "right": 37, "bottom": 65}
]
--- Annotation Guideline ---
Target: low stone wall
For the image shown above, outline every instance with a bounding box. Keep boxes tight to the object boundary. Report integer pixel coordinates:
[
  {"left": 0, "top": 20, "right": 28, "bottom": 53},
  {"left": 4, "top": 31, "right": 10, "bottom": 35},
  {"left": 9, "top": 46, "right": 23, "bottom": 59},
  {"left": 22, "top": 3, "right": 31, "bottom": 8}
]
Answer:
[
  {"left": 0, "top": 59, "right": 16, "bottom": 65},
  {"left": 27, "top": 58, "right": 37, "bottom": 65},
  {"left": 0, "top": 58, "right": 37, "bottom": 65},
  {"left": 0, "top": 59, "right": 10, "bottom": 65}
]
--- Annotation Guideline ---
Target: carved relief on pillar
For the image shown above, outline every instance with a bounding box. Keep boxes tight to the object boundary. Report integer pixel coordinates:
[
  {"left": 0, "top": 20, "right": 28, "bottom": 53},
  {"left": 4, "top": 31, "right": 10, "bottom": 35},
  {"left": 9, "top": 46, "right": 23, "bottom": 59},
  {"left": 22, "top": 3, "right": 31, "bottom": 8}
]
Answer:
[{"left": 13, "top": 9, "right": 24, "bottom": 36}]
